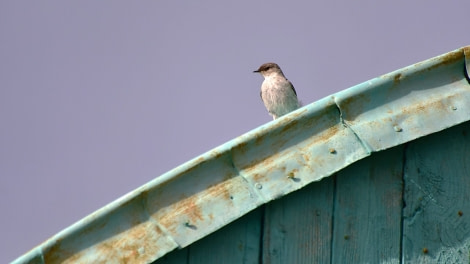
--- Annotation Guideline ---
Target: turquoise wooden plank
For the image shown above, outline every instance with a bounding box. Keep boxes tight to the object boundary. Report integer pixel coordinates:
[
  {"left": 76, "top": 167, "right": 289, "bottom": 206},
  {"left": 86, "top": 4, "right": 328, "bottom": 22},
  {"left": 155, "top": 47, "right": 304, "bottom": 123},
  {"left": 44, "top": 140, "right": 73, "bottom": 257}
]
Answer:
[
  {"left": 403, "top": 121, "right": 470, "bottom": 263},
  {"left": 152, "top": 248, "right": 188, "bottom": 264},
  {"left": 332, "top": 146, "right": 404, "bottom": 263},
  {"left": 262, "top": 176, "right": 334, "bottom": 264},
  {"left": 187, "top": 207, "right": 262, "bottom": 264}
]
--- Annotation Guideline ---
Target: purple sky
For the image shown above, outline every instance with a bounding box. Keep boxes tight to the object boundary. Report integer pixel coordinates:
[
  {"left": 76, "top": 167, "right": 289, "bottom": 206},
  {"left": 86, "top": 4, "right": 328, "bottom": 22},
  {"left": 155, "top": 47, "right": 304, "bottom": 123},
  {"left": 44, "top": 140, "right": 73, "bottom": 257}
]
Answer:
[{"left": 1, "top": 1, "right": 469, "bottom": 262}]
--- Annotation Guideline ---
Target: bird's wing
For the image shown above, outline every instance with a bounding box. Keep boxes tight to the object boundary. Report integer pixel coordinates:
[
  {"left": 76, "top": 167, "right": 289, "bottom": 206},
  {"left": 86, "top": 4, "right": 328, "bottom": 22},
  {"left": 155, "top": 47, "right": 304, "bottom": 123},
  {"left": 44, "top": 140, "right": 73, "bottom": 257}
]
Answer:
[{"left": 288, "top": 79, "right": 297, "bottom": 96}]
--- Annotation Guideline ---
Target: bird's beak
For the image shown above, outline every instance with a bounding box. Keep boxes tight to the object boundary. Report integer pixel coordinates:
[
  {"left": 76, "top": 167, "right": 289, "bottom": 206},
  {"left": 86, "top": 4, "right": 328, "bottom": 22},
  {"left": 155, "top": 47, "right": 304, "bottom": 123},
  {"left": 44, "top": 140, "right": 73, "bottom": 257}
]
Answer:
[{"left": 253, "top": 70, "right": 260, "bottom": 73}]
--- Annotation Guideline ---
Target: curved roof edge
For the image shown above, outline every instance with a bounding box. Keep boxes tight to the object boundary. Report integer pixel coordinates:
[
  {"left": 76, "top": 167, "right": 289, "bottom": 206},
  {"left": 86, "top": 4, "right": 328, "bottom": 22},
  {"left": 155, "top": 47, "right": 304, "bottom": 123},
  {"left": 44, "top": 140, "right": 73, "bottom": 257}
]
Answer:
[{"left": 13, "top": 46, "right": 470, "bottom": 263}]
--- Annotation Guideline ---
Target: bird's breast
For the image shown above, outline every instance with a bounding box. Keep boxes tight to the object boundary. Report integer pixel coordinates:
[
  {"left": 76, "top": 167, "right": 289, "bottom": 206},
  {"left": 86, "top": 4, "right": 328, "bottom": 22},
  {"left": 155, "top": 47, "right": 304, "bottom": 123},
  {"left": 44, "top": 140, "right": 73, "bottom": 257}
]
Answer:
[{"left": 260, "top": 77, "right": 299, "bottom": 117}]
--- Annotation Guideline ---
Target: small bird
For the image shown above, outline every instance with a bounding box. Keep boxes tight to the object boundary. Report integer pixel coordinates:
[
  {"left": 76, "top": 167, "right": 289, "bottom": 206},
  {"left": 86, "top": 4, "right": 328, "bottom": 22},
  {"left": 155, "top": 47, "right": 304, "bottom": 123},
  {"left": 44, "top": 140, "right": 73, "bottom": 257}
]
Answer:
[{"left": 254, "top": 62, "right": 300, "bottom": 120}]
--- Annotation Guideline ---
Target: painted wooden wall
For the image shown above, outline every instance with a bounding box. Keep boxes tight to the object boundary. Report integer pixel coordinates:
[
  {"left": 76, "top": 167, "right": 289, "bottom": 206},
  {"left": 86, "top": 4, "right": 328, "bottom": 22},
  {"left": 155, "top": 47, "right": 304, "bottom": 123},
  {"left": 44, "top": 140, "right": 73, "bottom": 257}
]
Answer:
[{"left": 154, "top": 121, "right": 470, "bottom": 264}]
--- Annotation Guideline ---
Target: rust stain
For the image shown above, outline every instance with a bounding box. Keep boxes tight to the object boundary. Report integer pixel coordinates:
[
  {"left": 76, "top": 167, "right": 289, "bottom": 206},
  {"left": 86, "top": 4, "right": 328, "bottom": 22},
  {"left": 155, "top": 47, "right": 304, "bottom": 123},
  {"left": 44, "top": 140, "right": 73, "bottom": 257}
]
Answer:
[
  {"left": 280, "top": 119, "right": 299, "bottom": 134},
  {"left": 243, "top": 152, "right": 295, "bottom": 184},
  {"left": 43, "top": 238, "right": 68, "bottom": 263},
  {"left": 69, "top": 222, "right": 157, "bottom": 264},
  {"left": 206, "top": 179, "right": 232, "bottom": 202},
  {"left": 393, "top": 73, "right": 403, "bottom": 84},
  {"left": 236, "top": 132, "right": 290, "bottom": 173},
  {"left": 157, "top": 196, "right": 205, "bottom": 234},
  {"left": 295, "top": 154, "right": 314, "bottom": 173},
  {"left": 429, "top": 50, "right": 463, "bottom": 71},
  {"left": 338, "top": 93, "right": 371, "bottom": 121},
  {"left": 238, "top": 107, "right": 339, "bottom": 176},
  {"left": 311, "top": 155, "right": 325, "bottom": 170},
  {"left": 98, "top": 238, "right": 132, "bottom": 263},
  {"left": 302, "top": 125, "right": 340, "bottom": 152},
  {"left": 211, "top": 150, "right": 225, "bottom": 159},
  {"left": 413, "top": 50, "right": 463, "bottom": 74},
  {"left": 254, "top": 131, "right": 267, "bottom": 146},
  {"left": 45, "top": 197, "right": 146, "bottom": 262},
  {"left": 118, "top": 223, "right": 157, "bottom": 263},
  {"left": 236, "top": 141, "right": 248, "bottom": 155},
  {"left": 178, "top": 198, "right": 204, "bottom": 223},
  {"left": 251, "top": 173, "right": 262, "bottom": 182},
  {"left": 302, "top": 153, "right": 310, "bottom": 162},
  {"left": 259, "top": 157, "right": 282, "bottom": 177},
  {"left": 318, "top": 125, "right": 339, "bottom": 143},
  {"left": 161, "top": 178, "right": 235, "bottom": 233},
  {"left": 400, "top": 98, "right": 446, "bottom": 118},
  {"left": 243, "top": 153, "right": 278, "bottom": 176}
]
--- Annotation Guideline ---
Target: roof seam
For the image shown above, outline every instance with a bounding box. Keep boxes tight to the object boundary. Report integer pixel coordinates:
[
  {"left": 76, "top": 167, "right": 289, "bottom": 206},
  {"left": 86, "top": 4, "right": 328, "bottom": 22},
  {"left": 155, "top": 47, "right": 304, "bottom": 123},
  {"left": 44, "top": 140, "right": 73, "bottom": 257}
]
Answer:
[
  {"left": 333, "top": 96, "right": 372, "bottom": 154},
  {"left": 229, "top": 147, "right": 269, "bottom": 203},
  {"left": 141, "top": 192, "right": 181, "bottom": 250}
]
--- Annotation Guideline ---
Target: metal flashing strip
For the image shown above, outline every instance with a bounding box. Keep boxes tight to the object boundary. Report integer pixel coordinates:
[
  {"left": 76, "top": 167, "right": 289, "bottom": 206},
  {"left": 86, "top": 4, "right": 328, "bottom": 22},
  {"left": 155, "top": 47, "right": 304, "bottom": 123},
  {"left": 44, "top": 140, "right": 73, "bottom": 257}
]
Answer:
[
  {"left": 335, "top": 48, "right": 470, "bottom": 151},
  {"left": 12, "top": 46, "right": 470, "bottom": 264},
  {"left": 232, "top": 96, "right": 370, "bottom": 202}
]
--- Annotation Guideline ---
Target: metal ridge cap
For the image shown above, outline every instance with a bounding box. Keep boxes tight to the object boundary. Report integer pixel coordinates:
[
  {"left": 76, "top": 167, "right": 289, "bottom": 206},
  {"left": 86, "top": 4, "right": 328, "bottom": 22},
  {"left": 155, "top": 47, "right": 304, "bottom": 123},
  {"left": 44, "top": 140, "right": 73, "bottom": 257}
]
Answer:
[
  {"left": 333, "top": 46, "right": 467, "bottom": 101},
  {"left": 334, "top": 46, "right": 469, "bottom": 152}
]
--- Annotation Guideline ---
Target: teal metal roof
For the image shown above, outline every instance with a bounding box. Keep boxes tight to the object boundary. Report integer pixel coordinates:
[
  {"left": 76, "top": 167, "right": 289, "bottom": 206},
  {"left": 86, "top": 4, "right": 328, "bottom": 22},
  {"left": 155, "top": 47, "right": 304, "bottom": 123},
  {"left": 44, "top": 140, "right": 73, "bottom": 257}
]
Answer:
[{"left": 13, "top": 46, "right": 470, "bottom": 264}]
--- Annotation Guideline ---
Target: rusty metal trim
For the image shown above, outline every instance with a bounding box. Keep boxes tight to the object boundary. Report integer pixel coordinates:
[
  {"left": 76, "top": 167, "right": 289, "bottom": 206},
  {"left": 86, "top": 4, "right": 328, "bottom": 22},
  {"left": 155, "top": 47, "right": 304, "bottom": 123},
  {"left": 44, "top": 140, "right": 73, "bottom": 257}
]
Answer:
[
  {"left": 232, "top": 96, "right": 370, "bottom": 202},
  {"left": 335, "top": 47, "right": 470, "bottom": 151},
  {"left": 12, "top": 46, "right": 470, "bottom": 264}
]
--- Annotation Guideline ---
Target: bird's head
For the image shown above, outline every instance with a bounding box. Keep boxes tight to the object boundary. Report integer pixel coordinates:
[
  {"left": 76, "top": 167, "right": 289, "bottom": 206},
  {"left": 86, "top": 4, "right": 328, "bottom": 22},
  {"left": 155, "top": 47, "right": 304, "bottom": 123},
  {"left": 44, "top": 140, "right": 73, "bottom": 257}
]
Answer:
[{"left": 253, "top": 62, "right": 284, "bottom": 78}]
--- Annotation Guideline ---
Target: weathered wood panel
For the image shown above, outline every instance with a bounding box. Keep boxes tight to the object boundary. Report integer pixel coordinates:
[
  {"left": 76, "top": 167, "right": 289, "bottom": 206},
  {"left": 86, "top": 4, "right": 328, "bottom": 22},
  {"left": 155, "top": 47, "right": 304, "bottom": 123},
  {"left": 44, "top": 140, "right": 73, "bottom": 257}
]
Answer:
[
  {"left": 403, "top": 121, "right": 470, "bottom": 263},
  {"left": 153, "top": 247, "right": 187, "bottom": 264},
  {"left": 332, "top": 145, "right": 404, "bottom": 264},
  {"left": 262, "top": 176, "right": 334, "bottom": 264}
]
